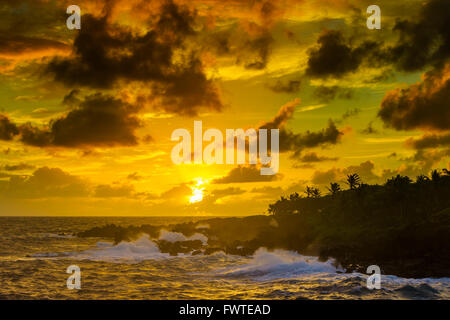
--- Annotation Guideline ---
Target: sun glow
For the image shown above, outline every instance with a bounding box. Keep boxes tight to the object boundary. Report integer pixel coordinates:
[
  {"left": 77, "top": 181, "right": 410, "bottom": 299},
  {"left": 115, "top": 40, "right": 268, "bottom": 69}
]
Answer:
[{"left": 189, "top": 178, "right": 207, "bottom": 203}]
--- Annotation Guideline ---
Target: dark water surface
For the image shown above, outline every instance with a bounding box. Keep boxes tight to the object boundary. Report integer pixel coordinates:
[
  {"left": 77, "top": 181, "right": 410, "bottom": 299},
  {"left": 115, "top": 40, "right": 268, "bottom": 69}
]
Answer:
[{"left": 0, "top": 217, "right": 448, "bottom": 299}]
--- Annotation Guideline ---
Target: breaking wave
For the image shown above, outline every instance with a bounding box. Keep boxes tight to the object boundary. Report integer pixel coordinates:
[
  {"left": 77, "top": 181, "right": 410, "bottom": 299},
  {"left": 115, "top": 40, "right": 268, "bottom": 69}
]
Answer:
[
  {"left": 217, "top": 248, "right": 342, "bottom": 280},
  {"left": 158, "top": 230, "right": 208, "bottom": 244},
  {"left": 75, "top": 235, "right": 171, "bottom": 262}
]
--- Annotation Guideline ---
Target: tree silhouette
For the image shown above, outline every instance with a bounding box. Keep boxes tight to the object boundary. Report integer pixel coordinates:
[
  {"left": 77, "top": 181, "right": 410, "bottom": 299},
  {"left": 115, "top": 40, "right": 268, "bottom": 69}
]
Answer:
[
  {"left": 416, "top": 174, "right": 429, "bottom": 184},
  {"left": 327, "top": 182, "right": 341, "bottom": 195},
  {"left": 311, "top": 187, "right": 321, "bottom": 198},
  {"left": 305, "top": 186, "right": 321, "bottom": 198},
  {"left": 431, "top": 169, "right": 441, "bottom": 183},
  {"left": 346, "top": 173, "right": 361, "bottom": 190}
]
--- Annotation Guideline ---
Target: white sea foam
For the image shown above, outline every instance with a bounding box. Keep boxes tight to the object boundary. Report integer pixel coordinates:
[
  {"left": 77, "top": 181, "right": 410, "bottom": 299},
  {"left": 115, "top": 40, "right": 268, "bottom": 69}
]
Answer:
[
  {"left": 218, "top": 248, "right": 341, "bottom": 280},
  {"left": 158, "top": 230, "right": 208, "bottom": 244},
  {"left": 77, "top": 235, "right": 171, "bottom": 262}
]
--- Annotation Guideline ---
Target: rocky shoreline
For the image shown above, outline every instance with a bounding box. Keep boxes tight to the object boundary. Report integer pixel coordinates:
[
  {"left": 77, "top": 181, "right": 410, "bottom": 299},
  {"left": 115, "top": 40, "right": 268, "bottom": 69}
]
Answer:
[{"left": 76, "top": 214, "right": 450, "bottom": 279}]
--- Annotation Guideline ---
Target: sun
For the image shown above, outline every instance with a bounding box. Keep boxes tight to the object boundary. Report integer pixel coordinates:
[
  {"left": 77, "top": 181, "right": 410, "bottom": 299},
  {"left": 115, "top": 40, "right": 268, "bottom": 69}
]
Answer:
[{"left": 189, "top": 178, "right": 207, "bottom": 203}]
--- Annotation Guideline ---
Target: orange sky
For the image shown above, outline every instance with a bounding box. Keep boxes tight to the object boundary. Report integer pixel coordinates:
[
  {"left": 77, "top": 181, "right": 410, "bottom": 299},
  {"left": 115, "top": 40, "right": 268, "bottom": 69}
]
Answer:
[{"left": 0, "top": 0, "right": 449, "bottom": 215}]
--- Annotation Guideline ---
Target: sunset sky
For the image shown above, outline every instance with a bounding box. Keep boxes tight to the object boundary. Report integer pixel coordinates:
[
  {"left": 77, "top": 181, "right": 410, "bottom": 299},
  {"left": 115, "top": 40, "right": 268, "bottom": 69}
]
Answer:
[{"left": 0, "top": 0, "right": 449, "bottom": 216}]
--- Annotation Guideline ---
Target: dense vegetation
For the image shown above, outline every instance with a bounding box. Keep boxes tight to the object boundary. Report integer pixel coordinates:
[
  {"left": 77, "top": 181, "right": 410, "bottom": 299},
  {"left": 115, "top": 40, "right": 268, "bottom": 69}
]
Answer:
[{"left": 264, "top": 169, "right": 450, "bottom": 277}]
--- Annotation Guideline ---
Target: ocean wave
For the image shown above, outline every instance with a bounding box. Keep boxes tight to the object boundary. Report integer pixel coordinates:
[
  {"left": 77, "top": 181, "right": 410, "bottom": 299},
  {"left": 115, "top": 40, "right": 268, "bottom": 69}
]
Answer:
[
  {"left": 158, "top": 230, "right": 208, "bottom": 244},
  {"left": 217, "top": 248, "right": 342, "bottom": 280},
  {"left": 76, "top": 235, "right": 171, "bottom": 262}
]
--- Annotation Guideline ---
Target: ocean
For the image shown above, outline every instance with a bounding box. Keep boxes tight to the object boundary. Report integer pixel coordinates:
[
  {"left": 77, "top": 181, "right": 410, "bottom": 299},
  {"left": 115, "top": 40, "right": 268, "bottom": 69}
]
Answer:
[{"left": 0, "top": 217, "right": 448, "bottom": 300}]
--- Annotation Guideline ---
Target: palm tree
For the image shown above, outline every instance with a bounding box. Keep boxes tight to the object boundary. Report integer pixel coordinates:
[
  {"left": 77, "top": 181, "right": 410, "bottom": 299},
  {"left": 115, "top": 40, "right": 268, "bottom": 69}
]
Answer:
[
  {"left": 346, "top": 173, "right": 361, "bottom": 190},
  {"left": 442, "top": 168, "right": 450, "bottom": 176},
  {"left": 386, "top": 175, "right": 412, "bottom": 188},
  {"left": 305, "top": 186, "right": 321, "bottom": 198},
  {"left": 289, "top": 192, "right": 300, "bottom": 201},
  {"left": 416, "top": 174, "right": 429, "bottom": 184},
  {"left": 327, "top": 182, "right": 341, "bottom": 195},
  {"left": 311, "top": 187, "right": 321, "bottom": 198},
  {"left": 305, "top": 186, "right": 313, "bottom": 198},
  {"left": 431, "top": 169, "right": 441, "bottom": 183}
]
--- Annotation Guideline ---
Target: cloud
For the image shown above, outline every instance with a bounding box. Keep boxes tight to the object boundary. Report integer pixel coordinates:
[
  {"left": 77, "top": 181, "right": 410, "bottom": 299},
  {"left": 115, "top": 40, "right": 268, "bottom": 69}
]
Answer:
[
  {"left": 127, "top": 172, "right": 143, "bottom": 181},
  {"left": 258, "top": 99, "right": 345, "bottom": 157},
  {"left": 45, "top": 3, "right": 223, "bottom": 116},
  {"left": 93, "top": 184, "right": 135, "bottom": 198},
  {"left": 268, "top": 79, "right": 301, "bottom": 93},
  {"left": 379, "top": 64, "right": 450, "bottom": 131},
  {"left": 19, "top": 93, "right": 142, "bottom": 148},
  {"left": 405, "top": 148, "right": 450, "bottom": 169},
  {"left": 311, "top": 159, "right": 439, "bottom": 187},
  {"left": 305, "top": 30, "right": 378, "bottom": 78},
  {"left": 212, "top": 165, "right": 281, "bottom": 184},
  {"left": 339, "top": 108, "right": 361, "bottom": 122},
  {"left": 1, "top": 163, "right": 35, "bottom": 171},
  {"left": 405, "top": 132, "right": 450, "bottom": 149},
  {"left": 160, "top": 183, "right": 192, "bottom": 199},
  {"left": 199, "top": 187, "right": 246, "bottom": 205},
  {"left": 206, "top": 21, "right": 274, "bottom": 70},
  {"left": 360, "top": 121, "right": 379, "bottom": 134},
  {"left": 311, "top": 160, "right": 380, "bottom": 185},
  {"left": 379, "top": 164, "right": 434, "bottom": 182},
  {"left": 297, "top": 152, "right": 338, "bottom": 163},
  {"left": 285, "top": 120, "right": 344, "bottom": 157},
  {"left": 0, "top": 167, "right": 89, "bottom": 199},
  {"left": 0, "top": 36, "right": 69, "bottom": 58},
  {"left": 259, "top": 98, "right": 299, "bottom": 130},
  {"left": 304, "top": 0, "right": 450, "bottom": 78},
  {"left": 312, "top": 85, "right": 353, "bottom": 103},
  {"left": 0, "top": 114, "right": 20, "bottom": 141},
  {"left": 386, "top": 0, "right": 450, "bottom": 72}
]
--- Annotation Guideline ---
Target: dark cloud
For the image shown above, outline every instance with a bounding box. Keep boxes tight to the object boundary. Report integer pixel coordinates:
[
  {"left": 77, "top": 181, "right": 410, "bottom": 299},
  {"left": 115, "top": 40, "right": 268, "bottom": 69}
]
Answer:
[
  {"left": 388, "top": 152, "right": 397, "bottom": 158},
  {"left": 206, "top": 22, "right": 273, "bottom": 71},
  {"left": 406, "top": 133, "right": 450, "bottom": 149},
  {"left": 127, "top": 172, "right": 143, "bottom": 181},
  {"left": 284, "top": 120, "right": 344, "bottom": 158},
  {"left": 306, "top": 30, "right": 378, "bottom": 78},
  {"left": 360, "top": 121, "right": 379, "bottom": 134},
  {"left": 387, "top": 0, "right": 450, "bottom": 72},
  {"left": 46, "top": 2, "right": 222, "bottom": 116},
  {"left": 312, "top": 85, "right": 353, "bottom": 103},
  {"left": 268, "top": 79, "right": 301, "bottom": 93},
  {"left": 340, "top": 108, "right": 360, "bottom": 121},
  {"left": 212, "top": 165, "right": 281, "bottom": 184},
  {"left": 62, "top": 89, "right": 81, "bottom": 107},
  {"left": 378, "top": 64, "right": 450, "bottom": 131},
  {"left": 258, "top": 99, "right": 345, "bottom": 157},
  {"left": 304, "top": 0, "right": 450, "bottom": 79},
  {"left": 0, "top": 114, "right": 19, "bottom": 140},
  {"left": 259, "top": 98, "right": 299, "bottom": 130},
  {"left": 19, "top": 93, "right": 142, "bottom": 148},
  {"left": 0, "top": 0, "right": 65, "bottom": 40},
  {"left": 2, "top": 163, "right": 35, "bottom": 171},
  {"left": 406, "top": 149, "right": 450, "bottom": 169}
]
